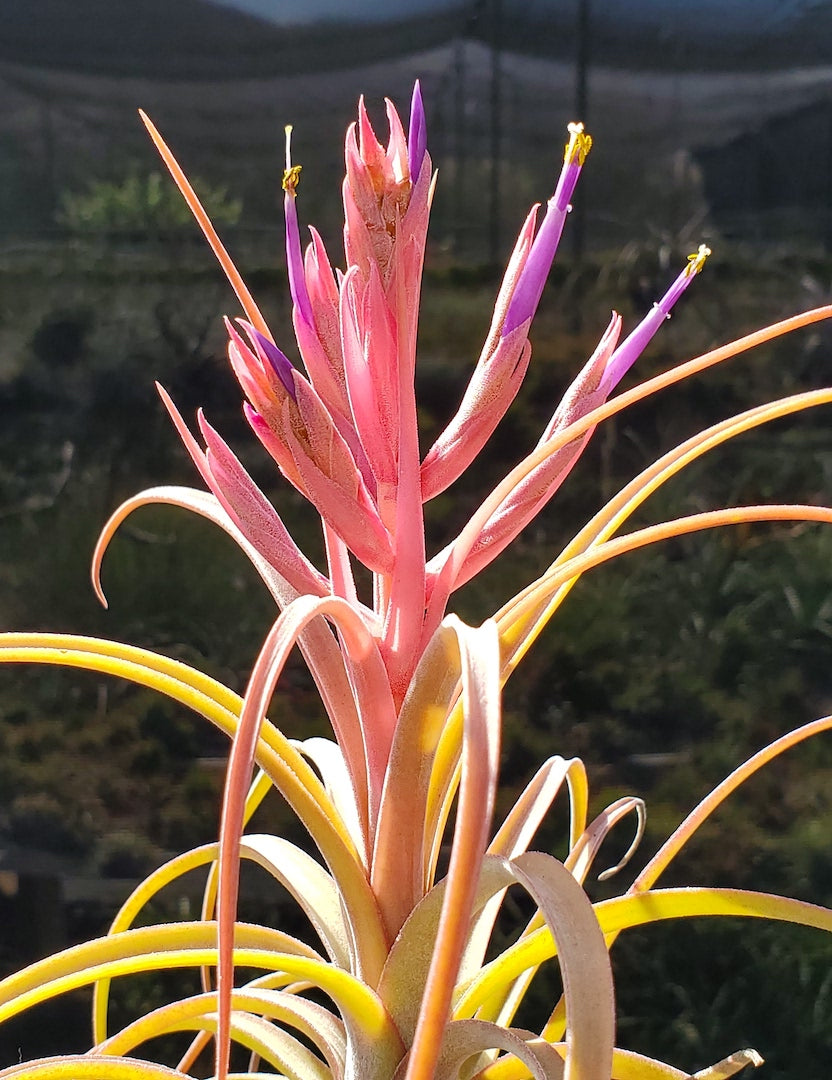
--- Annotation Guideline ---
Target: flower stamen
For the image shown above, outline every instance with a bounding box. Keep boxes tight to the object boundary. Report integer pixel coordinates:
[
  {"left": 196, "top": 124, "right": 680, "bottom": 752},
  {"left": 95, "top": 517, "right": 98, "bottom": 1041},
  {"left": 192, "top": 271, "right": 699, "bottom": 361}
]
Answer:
[
  {"left": 502, "top": 121, "right": 592, "bottom": 335},
  {"left": 282, "top": 124, "right": 314, "bottom": 328},
  {"left": 282, "top": 124, "right": 303, "bottom": 194}
]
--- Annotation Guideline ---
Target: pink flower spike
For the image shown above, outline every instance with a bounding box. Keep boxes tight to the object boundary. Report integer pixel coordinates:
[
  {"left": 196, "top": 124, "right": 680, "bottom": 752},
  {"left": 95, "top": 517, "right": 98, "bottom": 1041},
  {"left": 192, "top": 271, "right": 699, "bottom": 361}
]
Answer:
[
  {"left": 541, "top": 311, "right": 622, "bottom": 442},
  {"left": 340, "top": 263, "right": 399, "bottom": 494},
  {"left": 407, "top": 80, "right": 427, "bottom": 183},
  {"left": 384, "top": 96, "right": 409, "bottom": 185},
  {"left": 280, "top": 377, "right": 396, "bottom": 575},
  {"left": 306, "top": 226, "right": 339, "bottom": 308},
  {"left": 420, "top": 205, "right": 539, "bottom": 502},
  {"left": 250, "top": 327, "right": 297, "bottom": 401},
  {"left": 357, "top": 95, "right": 387, "bottom": 180},
  {"left": 602, "top": 244, "right": 711, "bottom": 392},
  {"left": 502, "top": 123, "right": 592, "bottom": 336},
  {"left": 224, "top": 314, "right": 261, "bottom": 370},
  {"left": 224, "top": 317, "right": 271, "bottom": 406},
  {"left": 283, "top": 125, "right": 315, "bottom": 329},
  {"left": 423, "top": 315, "right": 621, "bottom": 614},
  {"left": 244, "top": 401, "right": 306, "bottom": 493},
  {"left": 197, "top": 411, "right": 330, "bottom": 598}
]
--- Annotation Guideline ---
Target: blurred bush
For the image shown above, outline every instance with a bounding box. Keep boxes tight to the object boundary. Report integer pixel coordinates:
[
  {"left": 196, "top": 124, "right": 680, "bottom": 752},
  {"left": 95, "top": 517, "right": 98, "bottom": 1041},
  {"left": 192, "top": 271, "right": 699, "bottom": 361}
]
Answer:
[{"left": 57, "top": 168, "right": 241, "bottom": 238}]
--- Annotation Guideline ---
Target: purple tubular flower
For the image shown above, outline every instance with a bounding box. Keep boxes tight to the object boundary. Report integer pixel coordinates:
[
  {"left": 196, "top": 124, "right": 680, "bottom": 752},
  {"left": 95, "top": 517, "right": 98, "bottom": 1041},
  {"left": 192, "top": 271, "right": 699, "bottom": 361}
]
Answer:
[
  {"left": 602, "top": 244, "right": 711, "bottom": 392},
  {"left": 282, "top": 125, "right": 315, "bottom": 328},
  {"left": 252, "top": 328, "right": 297, "bottom": 401},
  {"left": 408, "top": 79, "right": 427, "bottom": 183},
  {"left": 502, "top": 123, "right": 592, "bottom": 336}
]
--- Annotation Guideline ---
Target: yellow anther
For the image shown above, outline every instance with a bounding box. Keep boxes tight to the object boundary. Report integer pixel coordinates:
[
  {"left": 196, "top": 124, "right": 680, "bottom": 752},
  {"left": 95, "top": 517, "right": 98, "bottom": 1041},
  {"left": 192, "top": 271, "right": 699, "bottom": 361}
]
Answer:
[
  {"left": 282, "top": 124, "right": 302, "bottom": 193},
  {"left": 685, "top": 243, "right": 712, "bottom": 276},
  {"left": 564, "top": 121, "right": 592, "bottom": 166},
  {"left": 282, "top": 165, "right": 302, "bottom": 193}
]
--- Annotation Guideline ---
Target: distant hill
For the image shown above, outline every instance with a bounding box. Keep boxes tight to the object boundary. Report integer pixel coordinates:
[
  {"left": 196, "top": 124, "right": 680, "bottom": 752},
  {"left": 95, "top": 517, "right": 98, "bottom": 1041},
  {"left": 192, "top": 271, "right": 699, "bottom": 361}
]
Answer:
[
  {"left": 0, "top": 0, "right": 465, "bottom": 80},
  {"left": 3, "top": 0, "right": 829, "bottom": 81},
  {"left": 1, "top": 0, "right": 275, "bottom": 79}
]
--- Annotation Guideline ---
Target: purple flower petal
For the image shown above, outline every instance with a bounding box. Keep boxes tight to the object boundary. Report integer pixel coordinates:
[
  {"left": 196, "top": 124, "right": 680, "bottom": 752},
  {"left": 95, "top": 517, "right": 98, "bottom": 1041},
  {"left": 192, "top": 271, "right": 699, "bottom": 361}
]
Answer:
[
  {"left": 502, "top": 123, "right": 592, "bottom": 336},
  {"left": 602, "top": 245, "right": 711, "bottom": 391},
  {"left": 408, "top": 79, "right": 427, "bottom": 183},
  {"left": 283, "top": 125, "right": 315, "bottom": 328},
  {"left": 251, "top": 328, "right": 297, "bottom": 401}
]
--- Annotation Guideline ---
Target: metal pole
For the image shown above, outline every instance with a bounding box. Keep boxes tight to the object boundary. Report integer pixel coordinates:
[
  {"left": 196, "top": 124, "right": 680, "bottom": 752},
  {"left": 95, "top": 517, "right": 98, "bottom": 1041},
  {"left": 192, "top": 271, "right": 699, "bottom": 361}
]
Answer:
[
  {"left": 572, "top": 0, "right": 590, "bottom": 262},
  {"left": 453, "top": 35, "right": 467, "bottom": 254},
  {"left": 488, "top": 0, "right": 502, "bottom": 263},
  {"left": 826, "top": 101, "right": 832, "bottom": 253}
]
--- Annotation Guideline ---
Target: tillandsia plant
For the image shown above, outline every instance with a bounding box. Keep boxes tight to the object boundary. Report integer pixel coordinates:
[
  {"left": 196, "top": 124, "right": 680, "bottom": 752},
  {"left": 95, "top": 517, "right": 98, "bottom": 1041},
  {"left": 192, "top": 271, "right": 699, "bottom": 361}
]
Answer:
[{"left": 4, "top": 82, "right": 832, "bottom": 1080}]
